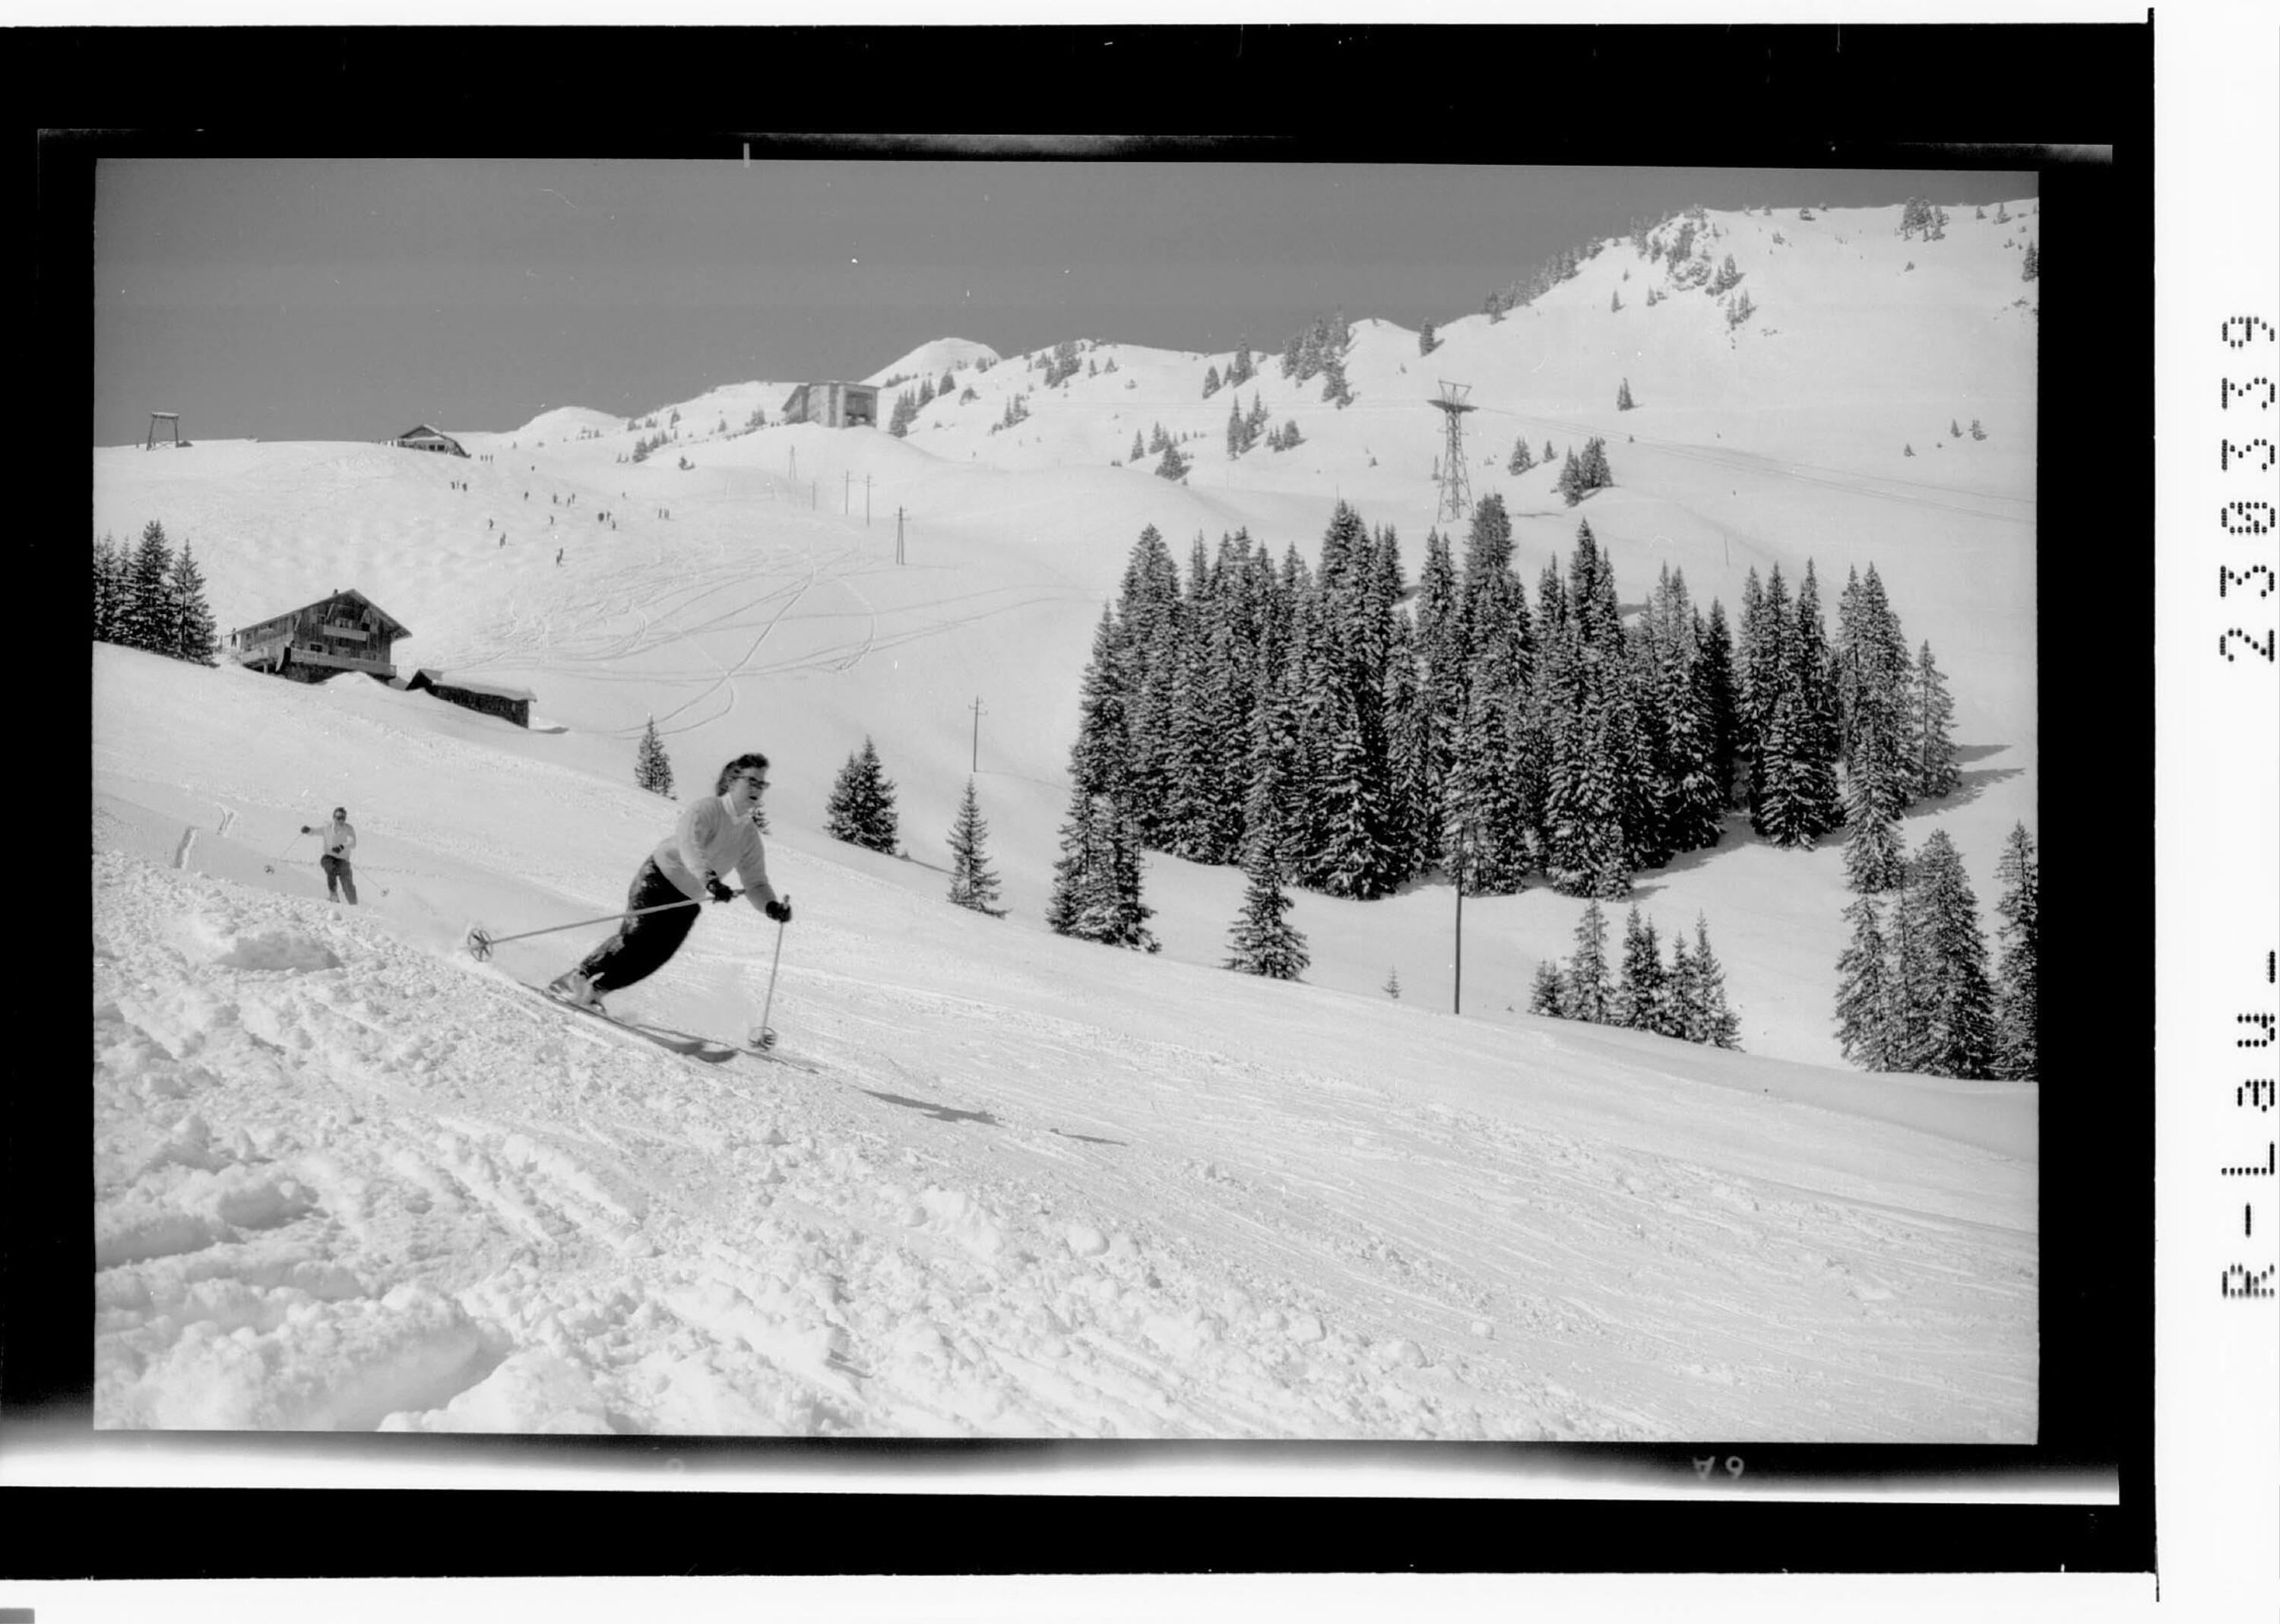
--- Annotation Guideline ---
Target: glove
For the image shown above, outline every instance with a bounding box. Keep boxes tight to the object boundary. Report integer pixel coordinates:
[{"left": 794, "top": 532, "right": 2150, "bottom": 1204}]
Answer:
[
  {"left": 299, "top": 825, "right": 312, "bottom": 834},
  {"left": 330, "top": 847, "right": 344, "bottom": 856},
  {"left": 765, "top": 898, "right": 793, "bottom": 924},
  {"left": 705, "top": 875, "right": 736, "bottom": 904}
]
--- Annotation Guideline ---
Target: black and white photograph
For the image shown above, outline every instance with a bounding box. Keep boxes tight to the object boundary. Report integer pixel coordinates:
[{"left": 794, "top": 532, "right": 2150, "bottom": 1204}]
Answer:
[
  {"left": 86, "top": 147, "right": 2045, "bottom": 1445},
  {"left": 25, "top": 12, "right": 2215, "bottom": 1616}
]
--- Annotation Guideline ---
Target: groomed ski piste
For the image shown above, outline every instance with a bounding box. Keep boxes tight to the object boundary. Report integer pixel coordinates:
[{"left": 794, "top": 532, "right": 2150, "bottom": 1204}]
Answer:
[{"left": 90, "top": 201, "right": 2038, "bottom": 1442}]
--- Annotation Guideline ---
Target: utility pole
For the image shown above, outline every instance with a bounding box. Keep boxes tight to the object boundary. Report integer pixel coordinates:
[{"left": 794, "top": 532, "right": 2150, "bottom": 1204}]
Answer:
[
  {"left": 865, "top": 473, "right": 872, "bottom": 527},
  {"left": 1452, "top": 834, "right": 1468, "bottom": 1016},
  {"left": 896, "top": 506, "right": 906, "bottom": 565},
  {"left": 844, "top": 470, "right": 851, "bottom": 514},
  {"left": 969, "top": 696, "right": 985, "bottom": 773}
]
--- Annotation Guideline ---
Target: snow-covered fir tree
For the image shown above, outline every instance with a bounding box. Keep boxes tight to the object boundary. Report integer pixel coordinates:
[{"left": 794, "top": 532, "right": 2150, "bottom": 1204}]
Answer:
[
  {"left": 1053, "top": 793, "right": 1159, "bottom": 953},
  {"left": 1507, "top": 435, "right": 1536, "bottom": 474},
  {"left": 1908, "top": 640, "right": 1962, "bottom": 799},
  {"left": 1893, "top": 830, "right": 1998, "bottom": 1078},
  {"left": 1528, "top": 959, "right": 1569, "bottom": 1018},
  {"left": 1224, "top": 815, "right": 1308, "bottom": 980},
  {"left": 1696, "top": 599, "right": 1743, "bottom": 809},
  {"left": 93, "top": 533, "right": 127, "bottom": 644},
  {"left": 162, "top": 541, "right": 219, "bottom": 666},
  {"left": 1833, "top": 893, "right": 1902, "bottom": 1069},
  {"left": 1617, "top": 378, "right": 1636, "bottom": 410},
  {"left": 634, "top": 717, "right": 675, "bottom": 798},
  {"left": 1990, "top": 821, "right": 2039, "bottom": 1081},
  {"left": 1564, "top": 901, "right": 1615, "bottom": 1025},
  {"left": 1612, "top": 907, "right": 1667, "bottom": 1033},
  {"left": 823, "top": 736, "right": 899, "bottom": 854},
  {"left": 1417, "top": 319, "right": 1439, "bottom": 356},
  {"left": 122, "top": 520, "right": 176, "bottom": 654},
  {"left": 1683, "top": 913, "right": 1742, "bottom": 1047},
  {"left": 945, "top": 777, "right": 1007, "bottom": 916}
]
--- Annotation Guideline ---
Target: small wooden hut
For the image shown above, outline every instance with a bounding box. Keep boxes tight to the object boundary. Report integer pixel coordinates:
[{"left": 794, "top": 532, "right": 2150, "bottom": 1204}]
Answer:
[{"left": 406, "top": 669, "right": 534, "bottom": 729}]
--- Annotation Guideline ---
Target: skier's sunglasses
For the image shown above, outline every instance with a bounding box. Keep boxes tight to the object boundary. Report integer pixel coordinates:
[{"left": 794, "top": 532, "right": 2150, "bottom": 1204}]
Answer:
[{"left": 733, "top": 773, "right": 768, "bottom": 791}]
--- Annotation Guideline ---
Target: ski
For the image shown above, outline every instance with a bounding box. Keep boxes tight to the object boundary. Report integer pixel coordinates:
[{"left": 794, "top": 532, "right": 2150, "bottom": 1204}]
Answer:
[
  {"left": 740, "top": 1042, "right": 820, "bottom": 1074},
  {"left": 512, "top": 982, "right": 742, "bottom": 1063}
]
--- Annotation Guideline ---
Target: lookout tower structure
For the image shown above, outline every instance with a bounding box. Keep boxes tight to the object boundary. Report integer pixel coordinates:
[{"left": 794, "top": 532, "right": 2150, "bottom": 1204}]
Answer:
[
  {"left": 1429, "top": 382, "right": 1474, "bottom": 524},
  {"left": 146, "top": 412, "right": 185, "bottom": 450}
]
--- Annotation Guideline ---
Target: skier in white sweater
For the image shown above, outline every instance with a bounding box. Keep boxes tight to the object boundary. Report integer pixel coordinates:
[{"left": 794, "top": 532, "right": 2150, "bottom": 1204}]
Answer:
[{"left": 549, "top": 753, "right": 790, "bottom": 1013}]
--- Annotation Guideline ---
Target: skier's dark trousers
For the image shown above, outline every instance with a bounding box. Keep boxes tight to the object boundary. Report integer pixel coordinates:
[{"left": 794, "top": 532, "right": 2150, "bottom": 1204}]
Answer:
[{"left": 576, "top": 857, "right": 705, "bottom": 991}]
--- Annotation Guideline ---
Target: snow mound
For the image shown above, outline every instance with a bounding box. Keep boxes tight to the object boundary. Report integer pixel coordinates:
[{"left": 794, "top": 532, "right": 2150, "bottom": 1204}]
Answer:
[{"left": 866, "top": 337, "right": 1001, "bottom": 387}]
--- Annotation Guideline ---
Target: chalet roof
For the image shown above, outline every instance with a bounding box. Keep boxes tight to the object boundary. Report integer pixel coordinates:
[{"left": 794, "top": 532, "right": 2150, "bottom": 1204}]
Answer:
[
  {"left": 231, "top": 587, "right": 413, "bottom": 641},
  {"left": 397, "top": 423, "right": 453, "bottom": 440}
]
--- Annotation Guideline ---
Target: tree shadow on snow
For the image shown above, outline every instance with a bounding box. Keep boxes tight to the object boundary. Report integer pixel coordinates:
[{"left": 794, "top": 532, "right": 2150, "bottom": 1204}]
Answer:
[{"left": 859, "top": 1088, "right": 1000, "bottom": 1127}]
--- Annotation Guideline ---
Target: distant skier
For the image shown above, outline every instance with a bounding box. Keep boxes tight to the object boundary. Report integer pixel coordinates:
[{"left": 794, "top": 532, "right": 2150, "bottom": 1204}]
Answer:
[
  {"left": 547, "top": 754, "right": 793, "bottom": 1012},
  {"left": 302, "top": 807, "right": 358, "bottom": 904},
  {"left": 556, "top": 548, "right": 563, "bottom": 565}
]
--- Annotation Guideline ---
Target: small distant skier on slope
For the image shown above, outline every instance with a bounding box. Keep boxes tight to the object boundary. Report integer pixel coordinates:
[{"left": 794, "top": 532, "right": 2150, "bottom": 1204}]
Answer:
[
  {"left": 548, "top": 754, "right": 793, "bottom": 1012},
  {"left": 301, "top": 806, "right": 358, "bottom": 904}
]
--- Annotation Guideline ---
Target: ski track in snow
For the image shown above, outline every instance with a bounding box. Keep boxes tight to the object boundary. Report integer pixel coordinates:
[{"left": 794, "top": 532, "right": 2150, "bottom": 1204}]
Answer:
[{"left": 93, "top": 846, "right": 2034, "bottom": 1439}]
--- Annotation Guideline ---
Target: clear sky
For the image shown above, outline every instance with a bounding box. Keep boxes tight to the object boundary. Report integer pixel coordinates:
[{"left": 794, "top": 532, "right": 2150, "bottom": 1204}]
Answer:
[{"left": 92, "top": 158, "right": 2034, "bottom": 446}]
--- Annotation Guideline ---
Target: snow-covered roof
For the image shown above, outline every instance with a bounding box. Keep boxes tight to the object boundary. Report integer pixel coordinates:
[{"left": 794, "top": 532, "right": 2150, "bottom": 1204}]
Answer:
[{"left": 413, "top": 669, "right": 534, "bottom": 702}]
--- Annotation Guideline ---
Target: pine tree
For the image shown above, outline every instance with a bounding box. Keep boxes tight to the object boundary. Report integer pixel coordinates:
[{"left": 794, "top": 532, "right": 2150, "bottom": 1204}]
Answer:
[
  {"left": 1418, "top": 319, "right": 1439, "bottom": 356},
  {"left": 1202, "top": 363, "right": 1222, "bottom": 398},
  {"left": 1385, "top": 966, "right": 1402, "bottom": 1000},
  {"left": 1833, "top": 893, "right": 1901, "bottom": 1068},
  {"left": 1899, "top": 831, "right": 1998, "bottom": 1077},
  {"left": 1841, "top": 739, "right": 1907, "bottom": 892},
  {"left": 1617, "top": 378, "right": 1635, "bottom": 410},
  {"left": 1154, "top": 441, "right": 1190, "bottom": 481},
  {"left": 1507, "top": 435, "right": 1535, "bottom": 474},
  {"left": 888, "top": 391, "right": 917, "bottom": 437},
  {"left": 634, "top": 717, "right": 675, "bottom": 798},
  {"left": 122, "top": 520, "right": 175, "bottom": 653},
  {"left": 1084, "top": 799, "right": 1160, "bottom": 952},
  {"left": 1565, "top": 901, "right": 1614, "bottom": 1024},
  {"left": 1226, "top": 394, "right": 1245, "bottom": 459},
  {"left": 1528, "top": 960, "right": 1569, "bottom": 1018},
  {"left": 1688, "top": 913, "right": 1741, "bottom": 1048},
  {"left": 824, "top": 736, "right": 900, "bottom": 853},
  {"left": 1224, "top": 818, "right": 1308, "bottom": 979},
  {"left": 1613, "top": 907, "right": 1667, "bottom": 1032},
  {"left": 1130, "top": 429, "right": 1145, "bottom": 463},
  {"left": 1697, "top": 600, "right": 1743, "bottom": 810},
  {"left": 160, "top": 541, "right": 220, "bottom": 665},
  {"left": 1556, "top": 447, "right": 1584, "bottom": 506},
  {"left": 945, "top": 778, "right": 1008, "bottom": 916},
  {"left": 1908, "top": 641, "right": 1961, "bottom": 799},
  {"left": 93, "top": 533, "right": 127, "bottom": 644},
  {"left": 1990, "top": 821, "right": 2039, "bottom": 1080},
  {"left": 2022, "top": 241, "right": 2039, "bottom": 280},
  {"left": 1752, "top": 683, "right": 1826, "bottom": 848}
]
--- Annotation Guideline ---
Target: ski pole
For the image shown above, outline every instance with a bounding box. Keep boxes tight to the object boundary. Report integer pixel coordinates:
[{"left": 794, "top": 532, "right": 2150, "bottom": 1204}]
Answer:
[
  {"left": 751, "top": 896, "right": 790, "bottom": 1051},
  {"left": 464, "top": 888, "right": 741, "bottom": 961},
  {"left": 264, "top": 829, "right": 308, "bottom": 874}
]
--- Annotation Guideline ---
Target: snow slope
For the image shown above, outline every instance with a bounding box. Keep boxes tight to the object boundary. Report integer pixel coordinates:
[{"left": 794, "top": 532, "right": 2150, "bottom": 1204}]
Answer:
[
  {"left": 90, "top": 200, "right": 2039, "bottom": 1437},
  {"left": 93, "top": 644, "right": 2033, "bottom": 1439}
]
